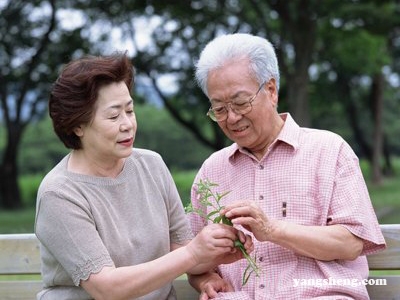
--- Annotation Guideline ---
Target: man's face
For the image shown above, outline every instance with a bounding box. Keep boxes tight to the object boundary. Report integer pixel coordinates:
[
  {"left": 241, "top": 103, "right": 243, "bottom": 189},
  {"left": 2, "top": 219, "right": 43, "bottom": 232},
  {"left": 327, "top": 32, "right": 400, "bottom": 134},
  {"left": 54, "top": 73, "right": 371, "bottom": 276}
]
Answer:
[{"left": 207, "top": 58, "right": 280, "bottom": 157}]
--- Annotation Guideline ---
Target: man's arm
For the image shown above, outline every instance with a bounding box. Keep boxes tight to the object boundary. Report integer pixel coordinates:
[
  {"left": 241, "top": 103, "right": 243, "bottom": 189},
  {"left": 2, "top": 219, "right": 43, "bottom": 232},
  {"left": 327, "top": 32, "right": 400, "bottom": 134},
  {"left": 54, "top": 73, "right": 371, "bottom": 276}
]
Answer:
[{"left": 222, "top": 201, "right": 363, "bottom": 261}]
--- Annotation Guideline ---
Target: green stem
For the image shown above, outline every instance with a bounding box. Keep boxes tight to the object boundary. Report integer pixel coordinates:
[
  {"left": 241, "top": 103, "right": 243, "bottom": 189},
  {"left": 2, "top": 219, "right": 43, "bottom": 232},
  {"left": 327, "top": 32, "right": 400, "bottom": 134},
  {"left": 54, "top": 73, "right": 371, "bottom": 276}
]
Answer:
[{"left": 234, "top": 240, "right": 260, "bottom": 285}]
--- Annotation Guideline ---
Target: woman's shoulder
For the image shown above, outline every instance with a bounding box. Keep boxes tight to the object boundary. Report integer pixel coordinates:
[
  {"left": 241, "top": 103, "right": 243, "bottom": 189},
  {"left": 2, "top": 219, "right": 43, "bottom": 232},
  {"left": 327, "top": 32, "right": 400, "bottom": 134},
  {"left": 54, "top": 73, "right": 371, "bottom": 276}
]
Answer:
[
  {"left": 37, "top": 155, "right": 71, "bottom": 196},
  {"left": 131, "top": 147, "right": 162, "bottom": 159},
  {"left": 129, "top": 148, "right": 166, "bottom": 169}
]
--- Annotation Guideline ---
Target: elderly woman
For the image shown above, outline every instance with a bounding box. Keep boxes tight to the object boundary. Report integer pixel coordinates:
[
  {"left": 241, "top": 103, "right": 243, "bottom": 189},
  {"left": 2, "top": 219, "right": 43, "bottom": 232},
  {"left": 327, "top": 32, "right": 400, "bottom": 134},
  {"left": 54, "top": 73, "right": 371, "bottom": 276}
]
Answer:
[{"left": 35, "top": 53, "right": 252, "bottom": 300}]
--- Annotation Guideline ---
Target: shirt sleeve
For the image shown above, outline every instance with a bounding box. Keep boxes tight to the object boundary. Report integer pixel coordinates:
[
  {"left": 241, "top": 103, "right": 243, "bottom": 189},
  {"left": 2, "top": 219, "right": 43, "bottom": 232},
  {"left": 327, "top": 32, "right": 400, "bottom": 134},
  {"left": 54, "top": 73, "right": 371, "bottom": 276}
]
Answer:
[
  {"left": 35, "top": 188, "right": 114, "bottom": 286},
  {"left": 327, "top": 141, "right": 386, "bottom": 255},
  {"left": 215, "top": 292, "right": 253, "bottom": 299}
]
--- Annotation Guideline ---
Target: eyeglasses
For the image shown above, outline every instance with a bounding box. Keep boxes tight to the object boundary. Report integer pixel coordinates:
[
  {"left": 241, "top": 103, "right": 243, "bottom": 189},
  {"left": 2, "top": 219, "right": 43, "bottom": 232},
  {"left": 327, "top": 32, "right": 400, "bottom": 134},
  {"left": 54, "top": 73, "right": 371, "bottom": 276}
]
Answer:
[{"left": 206, "top": 82, "right": 265, "bottom": 122}]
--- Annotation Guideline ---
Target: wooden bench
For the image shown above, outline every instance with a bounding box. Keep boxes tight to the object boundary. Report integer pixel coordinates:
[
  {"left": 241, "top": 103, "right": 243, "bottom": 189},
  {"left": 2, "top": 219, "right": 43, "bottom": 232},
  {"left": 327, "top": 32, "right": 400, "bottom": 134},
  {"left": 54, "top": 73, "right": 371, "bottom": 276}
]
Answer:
[
  {"left": 0, "top": 233, "right": 198, "bottom": 300},
  {"left": 0, "top": 224, "right": 399, "bottom": 300}
]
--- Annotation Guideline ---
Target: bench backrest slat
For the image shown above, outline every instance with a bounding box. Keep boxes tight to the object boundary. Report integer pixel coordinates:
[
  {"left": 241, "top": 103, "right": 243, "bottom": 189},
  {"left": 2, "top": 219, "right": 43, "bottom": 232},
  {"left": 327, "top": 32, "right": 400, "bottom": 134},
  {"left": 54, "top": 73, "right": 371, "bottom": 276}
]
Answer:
[
  {"left": 0, "top": 224, "right": 399, "bottom": 300},
  {"left": 0, "top": 233, "right": 41, "bottom": 275},
  {"left": 366, "top": 224, "right": 400, "bottom": 270}
]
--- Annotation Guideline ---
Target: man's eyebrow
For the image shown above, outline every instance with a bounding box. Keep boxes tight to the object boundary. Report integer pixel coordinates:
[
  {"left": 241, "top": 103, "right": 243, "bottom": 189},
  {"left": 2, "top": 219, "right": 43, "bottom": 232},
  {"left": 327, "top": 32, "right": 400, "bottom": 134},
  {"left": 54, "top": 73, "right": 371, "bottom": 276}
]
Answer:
[{"left": 210, "top": 90, "right": 252, "bottom": 103}]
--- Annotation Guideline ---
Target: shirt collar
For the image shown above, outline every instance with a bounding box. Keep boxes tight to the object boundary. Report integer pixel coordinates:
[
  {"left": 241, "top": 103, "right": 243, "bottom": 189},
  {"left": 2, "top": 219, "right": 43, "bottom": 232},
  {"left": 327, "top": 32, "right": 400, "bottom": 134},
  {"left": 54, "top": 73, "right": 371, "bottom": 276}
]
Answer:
[
  {"left": 228, "top": 112, "right": 300, "bottom": 161},
  {"left": 276, "top": 112, "right": 300, "bottom": 150}
]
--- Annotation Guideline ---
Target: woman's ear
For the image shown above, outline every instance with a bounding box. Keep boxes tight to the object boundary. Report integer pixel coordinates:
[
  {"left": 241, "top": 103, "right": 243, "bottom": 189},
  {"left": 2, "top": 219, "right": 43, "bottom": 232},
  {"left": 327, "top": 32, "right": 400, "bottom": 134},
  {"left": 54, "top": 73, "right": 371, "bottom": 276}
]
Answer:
[{"left": 73, "top": 126, "right": 83, "bottom": 137}]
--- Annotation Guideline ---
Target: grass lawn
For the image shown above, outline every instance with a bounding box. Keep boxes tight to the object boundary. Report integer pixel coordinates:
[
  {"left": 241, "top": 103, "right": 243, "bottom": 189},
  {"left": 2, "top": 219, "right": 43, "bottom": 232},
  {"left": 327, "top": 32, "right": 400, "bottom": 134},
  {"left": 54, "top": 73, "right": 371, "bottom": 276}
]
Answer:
[
  {"left": 0, "top": 208, "right": 36, "bottom": 234},
  {"left": 1, "top": 165, "right": 400, "bottom": 233}
]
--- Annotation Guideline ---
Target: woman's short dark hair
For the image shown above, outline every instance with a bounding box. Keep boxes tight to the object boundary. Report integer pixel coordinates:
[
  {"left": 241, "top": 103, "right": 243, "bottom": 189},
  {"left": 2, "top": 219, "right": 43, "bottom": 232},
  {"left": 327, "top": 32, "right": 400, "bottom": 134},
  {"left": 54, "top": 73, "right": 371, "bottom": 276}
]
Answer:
[{"left": 49, "top": 52, "right": 134, "bottom": 149}]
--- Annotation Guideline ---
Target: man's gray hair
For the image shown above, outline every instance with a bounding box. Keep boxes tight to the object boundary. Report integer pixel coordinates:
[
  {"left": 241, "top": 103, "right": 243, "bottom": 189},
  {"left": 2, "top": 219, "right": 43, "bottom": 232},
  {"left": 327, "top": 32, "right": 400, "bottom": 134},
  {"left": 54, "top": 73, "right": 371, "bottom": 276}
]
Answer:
[{"left": 195, "top": 33, "right": 280, "bottom": 97}]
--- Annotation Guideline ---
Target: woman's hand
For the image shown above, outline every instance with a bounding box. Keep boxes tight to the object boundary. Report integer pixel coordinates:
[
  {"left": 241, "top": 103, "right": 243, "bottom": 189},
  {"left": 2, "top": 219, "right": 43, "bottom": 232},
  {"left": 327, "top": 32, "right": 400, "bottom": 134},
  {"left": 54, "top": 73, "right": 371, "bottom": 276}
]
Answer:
[
  {"left": 186, "top": 223, "right": 253, "bottom": 266},
  {"left": 186, "top": 223, "right": 238, "bottom": 265}
]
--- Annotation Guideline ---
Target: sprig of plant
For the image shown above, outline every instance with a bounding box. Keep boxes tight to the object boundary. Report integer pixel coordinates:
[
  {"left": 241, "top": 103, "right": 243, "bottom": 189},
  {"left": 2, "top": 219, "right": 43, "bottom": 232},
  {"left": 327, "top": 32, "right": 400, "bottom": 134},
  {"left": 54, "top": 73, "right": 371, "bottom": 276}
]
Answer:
[{"left": 185, "top": 179, "right": 261, "bottom": 285}]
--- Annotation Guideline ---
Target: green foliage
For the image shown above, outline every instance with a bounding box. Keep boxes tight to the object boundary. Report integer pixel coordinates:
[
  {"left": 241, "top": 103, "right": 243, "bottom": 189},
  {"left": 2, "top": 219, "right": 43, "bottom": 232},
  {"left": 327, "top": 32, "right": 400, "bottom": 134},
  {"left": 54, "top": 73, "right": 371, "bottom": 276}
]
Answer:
[
  {"left": 19, "top": 118, "right": 68, "bottom": 175},
  {"left": 171, "top": 169, "right": 197, "bottom": 207},
  {"left": 17, "top": 104, "right": 212, "bottom": 176},
  {"left": 185, "top": 179, "right": 261, "bottom": 285},
  {"left": 134, "top": 104, "right": 212, "bottom": 170},
  {"left": 1, "top": 159, "right": 400, "bottom": 233},
  {"left": 0, "top": 208, "right": 35, "bottom": 233},
  {"left": 19, "top": 174, "right": 44, "bottom": 208}
]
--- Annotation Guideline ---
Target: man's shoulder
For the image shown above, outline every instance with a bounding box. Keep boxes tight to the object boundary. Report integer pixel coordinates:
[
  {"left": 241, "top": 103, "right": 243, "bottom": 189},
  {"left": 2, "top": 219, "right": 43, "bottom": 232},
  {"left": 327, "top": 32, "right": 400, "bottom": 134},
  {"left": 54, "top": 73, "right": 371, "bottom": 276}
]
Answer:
[
  {"left": 301, "top": 127, "right": 346, "bottom": 146},
  {"left": 206, "top": 143, "right": 236, "bottom": 161}
]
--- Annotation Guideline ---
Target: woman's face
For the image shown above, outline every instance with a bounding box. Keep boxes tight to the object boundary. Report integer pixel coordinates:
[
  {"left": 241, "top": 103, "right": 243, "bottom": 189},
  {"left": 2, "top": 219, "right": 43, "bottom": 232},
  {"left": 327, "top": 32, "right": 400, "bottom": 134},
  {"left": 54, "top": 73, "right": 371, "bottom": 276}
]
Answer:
[{"left": 75, "top": 81, "right": 137, "bottom": 162}]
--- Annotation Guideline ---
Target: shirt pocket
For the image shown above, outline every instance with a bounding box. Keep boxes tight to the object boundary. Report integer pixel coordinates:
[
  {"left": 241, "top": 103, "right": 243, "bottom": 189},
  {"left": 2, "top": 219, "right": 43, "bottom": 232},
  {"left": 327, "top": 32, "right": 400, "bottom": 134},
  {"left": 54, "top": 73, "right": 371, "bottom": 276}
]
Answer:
[{"left": 279, "top": 195, "right": 326, "bottom": 226}]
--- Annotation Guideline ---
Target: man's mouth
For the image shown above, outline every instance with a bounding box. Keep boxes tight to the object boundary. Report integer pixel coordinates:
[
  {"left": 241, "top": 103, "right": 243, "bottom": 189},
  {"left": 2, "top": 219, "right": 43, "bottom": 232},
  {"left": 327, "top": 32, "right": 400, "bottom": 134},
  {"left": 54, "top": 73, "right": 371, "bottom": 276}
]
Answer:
[{"left": 232, "top": 126, "right": 248, "bottom": 132}]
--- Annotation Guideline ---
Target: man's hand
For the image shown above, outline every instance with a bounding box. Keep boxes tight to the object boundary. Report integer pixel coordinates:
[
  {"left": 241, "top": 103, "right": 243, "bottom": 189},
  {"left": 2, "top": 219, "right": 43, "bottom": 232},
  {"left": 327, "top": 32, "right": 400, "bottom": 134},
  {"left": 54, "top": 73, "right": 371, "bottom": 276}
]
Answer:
[
  {"left": 221, "top": 201, "right": 273, "bottom": 242},
  {"left": 188, "top": 271, "right": 233, "bottom": 300}
]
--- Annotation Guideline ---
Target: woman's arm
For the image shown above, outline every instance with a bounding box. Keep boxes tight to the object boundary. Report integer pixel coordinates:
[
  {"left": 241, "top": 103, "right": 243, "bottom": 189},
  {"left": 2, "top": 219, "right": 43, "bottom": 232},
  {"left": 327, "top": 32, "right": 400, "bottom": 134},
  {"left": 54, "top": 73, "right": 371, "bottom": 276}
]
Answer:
[{"left": 81, "top": 223, "right": 239, "bottom": 300}]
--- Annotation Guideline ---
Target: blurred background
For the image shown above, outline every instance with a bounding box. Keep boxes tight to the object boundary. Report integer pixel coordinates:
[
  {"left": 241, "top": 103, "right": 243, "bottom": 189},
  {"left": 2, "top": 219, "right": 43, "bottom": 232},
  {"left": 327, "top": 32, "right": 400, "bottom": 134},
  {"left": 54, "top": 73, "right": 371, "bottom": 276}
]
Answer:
[{"left": 1, "top": 0, "right": 400, "bottom": 233}]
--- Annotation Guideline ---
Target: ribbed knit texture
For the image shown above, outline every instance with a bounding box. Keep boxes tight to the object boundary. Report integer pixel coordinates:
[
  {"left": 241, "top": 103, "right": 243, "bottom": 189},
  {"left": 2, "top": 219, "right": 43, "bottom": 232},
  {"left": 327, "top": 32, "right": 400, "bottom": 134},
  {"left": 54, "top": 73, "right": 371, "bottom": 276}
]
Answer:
[{"left": 35, "top": 148, "right": 193, "bottom": 300}]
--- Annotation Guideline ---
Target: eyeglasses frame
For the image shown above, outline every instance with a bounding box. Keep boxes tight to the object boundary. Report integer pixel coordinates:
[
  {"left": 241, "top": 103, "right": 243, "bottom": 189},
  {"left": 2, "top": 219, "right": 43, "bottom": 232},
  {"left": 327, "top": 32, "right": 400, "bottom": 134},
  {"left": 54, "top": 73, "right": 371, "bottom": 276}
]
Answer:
[{"left": 206, "top": 81, "right": 266, "bottom": 122}]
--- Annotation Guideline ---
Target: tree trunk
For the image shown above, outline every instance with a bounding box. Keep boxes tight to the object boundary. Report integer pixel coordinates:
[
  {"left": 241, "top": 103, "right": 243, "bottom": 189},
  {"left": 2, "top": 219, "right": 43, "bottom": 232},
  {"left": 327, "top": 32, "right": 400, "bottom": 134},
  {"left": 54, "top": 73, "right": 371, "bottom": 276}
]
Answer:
[
  {"left": 271, "top": 0, "right": 318, "bottom": 127},
  {"left": 286, "top": 73, "right": 310, "bottom": 127},
  {"left": 370, "top": 72, "right": 384, "bottom": 184},
  {"left": 0, "top": 123, "right": 23, "bottom": 209},
  {"left": 382, "top": 135, "right": 394, "bottom": 176},
  {"left": 337, "top": 74, "right": 372, "bottom": 162}
]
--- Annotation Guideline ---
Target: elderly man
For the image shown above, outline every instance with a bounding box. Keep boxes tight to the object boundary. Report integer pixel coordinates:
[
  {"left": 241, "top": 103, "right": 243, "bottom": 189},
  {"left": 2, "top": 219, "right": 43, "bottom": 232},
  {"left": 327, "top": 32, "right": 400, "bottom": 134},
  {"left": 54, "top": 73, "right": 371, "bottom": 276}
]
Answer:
[{"left": 187, "top": 33, "right": 386, "bottom": 300}]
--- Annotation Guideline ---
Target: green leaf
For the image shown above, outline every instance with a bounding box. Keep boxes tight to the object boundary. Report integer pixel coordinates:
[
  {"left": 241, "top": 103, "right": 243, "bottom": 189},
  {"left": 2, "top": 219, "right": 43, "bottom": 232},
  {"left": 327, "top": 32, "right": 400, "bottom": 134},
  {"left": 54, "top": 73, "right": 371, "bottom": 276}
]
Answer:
[{"left": 213, "top": 215, "right": 222, "bottom": 224}]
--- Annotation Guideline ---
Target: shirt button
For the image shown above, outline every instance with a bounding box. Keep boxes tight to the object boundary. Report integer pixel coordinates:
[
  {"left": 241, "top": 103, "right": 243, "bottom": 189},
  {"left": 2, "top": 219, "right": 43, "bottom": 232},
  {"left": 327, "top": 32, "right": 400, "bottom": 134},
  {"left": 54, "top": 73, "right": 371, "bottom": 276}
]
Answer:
[
  {"left": 259, "top": 256, "right": 263, "bottom": 262},
  {"left": 259, "top": 165, "right": 264, "bottom": 170},
  {"left": 259, "top": 284, "right": 265, "bottom": 289},
  {"left": 259, "top": 195, "right": 264, "bottom": 200}
]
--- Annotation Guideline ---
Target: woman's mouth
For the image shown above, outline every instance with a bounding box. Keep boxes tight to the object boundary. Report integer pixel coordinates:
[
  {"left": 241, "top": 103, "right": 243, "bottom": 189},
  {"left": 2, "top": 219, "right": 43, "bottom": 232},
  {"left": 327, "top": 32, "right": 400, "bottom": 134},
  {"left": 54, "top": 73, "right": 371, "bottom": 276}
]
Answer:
[{"left": 118, "top": 137, "right": 134, "bottom": 147}]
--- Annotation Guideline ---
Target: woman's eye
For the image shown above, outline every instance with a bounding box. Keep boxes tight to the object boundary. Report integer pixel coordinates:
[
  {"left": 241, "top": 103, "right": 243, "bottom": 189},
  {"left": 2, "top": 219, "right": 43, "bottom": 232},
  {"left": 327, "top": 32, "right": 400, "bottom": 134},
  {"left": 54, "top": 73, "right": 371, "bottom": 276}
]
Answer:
[{"left": 109, "top": 115, "right": 119, "bottom": 120}]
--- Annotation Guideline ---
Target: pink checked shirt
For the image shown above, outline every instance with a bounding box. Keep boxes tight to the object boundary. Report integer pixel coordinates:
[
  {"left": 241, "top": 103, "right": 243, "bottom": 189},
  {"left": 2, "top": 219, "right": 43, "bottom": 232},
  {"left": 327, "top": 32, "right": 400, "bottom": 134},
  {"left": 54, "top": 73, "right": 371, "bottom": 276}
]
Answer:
[{"left": 189, "top": 113, "right": 386, "bottom": 300}]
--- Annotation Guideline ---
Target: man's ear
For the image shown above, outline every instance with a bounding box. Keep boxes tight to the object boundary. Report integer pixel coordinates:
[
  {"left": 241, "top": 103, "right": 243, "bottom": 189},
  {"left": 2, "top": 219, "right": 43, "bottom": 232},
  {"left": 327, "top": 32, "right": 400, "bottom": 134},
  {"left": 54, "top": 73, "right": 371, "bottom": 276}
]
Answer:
[
  {"left": 266, "top": 79, "right": 278, "bottom": 104},
  {"left": 266, "top": 79, "right": 277, "bottom": 95},
  {"left": 73, "top": 126, "right": 83, "bottom": 137}
]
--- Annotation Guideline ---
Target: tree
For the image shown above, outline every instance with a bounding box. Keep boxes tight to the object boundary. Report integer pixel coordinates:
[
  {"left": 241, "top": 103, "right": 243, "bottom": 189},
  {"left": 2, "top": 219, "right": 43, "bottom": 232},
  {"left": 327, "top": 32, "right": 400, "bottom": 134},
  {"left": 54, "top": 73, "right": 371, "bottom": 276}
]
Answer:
[
  {"left": 2, "top": 0, "right": 399, "bottom": 208},
  {"left": 314, "top": 0, "right": 400, "bottom": 183},
  {"left": 0, "top": 0, "right": 92, "bottom": 209}
]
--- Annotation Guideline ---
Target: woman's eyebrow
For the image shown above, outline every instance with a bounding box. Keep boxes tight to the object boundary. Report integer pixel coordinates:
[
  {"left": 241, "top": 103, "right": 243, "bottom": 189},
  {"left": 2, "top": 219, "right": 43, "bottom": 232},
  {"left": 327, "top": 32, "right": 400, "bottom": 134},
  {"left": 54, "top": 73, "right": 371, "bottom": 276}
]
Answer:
[{"left": 107, "top": 99, "right": 134, "bottom": 110}]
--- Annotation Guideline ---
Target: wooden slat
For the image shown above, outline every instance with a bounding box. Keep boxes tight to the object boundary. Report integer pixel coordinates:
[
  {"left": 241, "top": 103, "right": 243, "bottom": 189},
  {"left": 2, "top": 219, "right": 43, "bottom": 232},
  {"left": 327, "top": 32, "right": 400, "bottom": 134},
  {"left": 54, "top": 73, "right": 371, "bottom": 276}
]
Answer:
[
  {"left": 0, "top": 225, "right": 399, "bottom": 299},
  {"left": 367, "top": 224, "right": 400, "bottom": 270},
  {"left": 0, "top": 281, "right": 42, "bottom": 300},
  {"left": 366, "top": 275, "right": 400, "bottom": 300},
  {"left": 0, "top": 234, "right": 41, "bottom": 275},
  {"left": 0, "top": 279, "right": 196, "bottom": 300}
]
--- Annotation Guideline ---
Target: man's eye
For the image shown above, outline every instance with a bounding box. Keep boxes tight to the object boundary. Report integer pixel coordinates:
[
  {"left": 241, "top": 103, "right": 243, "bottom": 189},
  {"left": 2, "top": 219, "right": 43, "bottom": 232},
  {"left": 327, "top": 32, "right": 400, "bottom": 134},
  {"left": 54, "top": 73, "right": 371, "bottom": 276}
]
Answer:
[
  {"left": 109, "top": 115, "right": 119, "bottom": 120},
  {"left": 213, "top": 106, "right": 225, "bottom": 114},
  {"left": 233, "top": 100, "right": 248, "bottom": 107}
]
